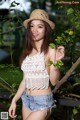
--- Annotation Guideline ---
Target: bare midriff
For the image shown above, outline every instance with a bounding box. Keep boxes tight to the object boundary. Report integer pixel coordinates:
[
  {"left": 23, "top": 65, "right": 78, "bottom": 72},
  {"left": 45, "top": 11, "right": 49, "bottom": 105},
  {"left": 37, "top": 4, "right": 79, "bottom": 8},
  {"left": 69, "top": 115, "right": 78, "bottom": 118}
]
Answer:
[{"left": 26, "top": 86, "right": 52, "bottom": 96}]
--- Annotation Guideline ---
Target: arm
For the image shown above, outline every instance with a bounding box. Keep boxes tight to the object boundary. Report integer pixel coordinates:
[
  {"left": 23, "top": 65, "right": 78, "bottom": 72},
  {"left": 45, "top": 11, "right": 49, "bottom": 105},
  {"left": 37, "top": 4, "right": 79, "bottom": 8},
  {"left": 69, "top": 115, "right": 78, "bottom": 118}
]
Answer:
[
  {"left": 49, "top": 46, "right": 65, "bottom": 86},
  {"left": 8, "top": 73, "right": 25, "bottom": 118},
  {"left": 50, "top": 65, "right": 61, "bottom": 86}
]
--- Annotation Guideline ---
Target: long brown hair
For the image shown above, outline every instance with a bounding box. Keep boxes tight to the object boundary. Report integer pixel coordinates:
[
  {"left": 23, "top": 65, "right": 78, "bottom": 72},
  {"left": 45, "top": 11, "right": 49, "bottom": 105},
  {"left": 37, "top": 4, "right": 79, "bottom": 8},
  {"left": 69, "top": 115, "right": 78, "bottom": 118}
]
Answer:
[{"left": 19, "top": 20, "right": 53, "bottom": 65}]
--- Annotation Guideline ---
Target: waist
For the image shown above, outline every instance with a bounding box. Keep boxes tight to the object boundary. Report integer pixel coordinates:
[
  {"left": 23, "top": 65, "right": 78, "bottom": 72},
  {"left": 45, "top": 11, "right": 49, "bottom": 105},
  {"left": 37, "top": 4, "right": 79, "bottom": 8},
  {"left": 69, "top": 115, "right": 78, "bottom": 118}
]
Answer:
[{"left": 26, "top": 86, "right": 52, "bottom": 96}]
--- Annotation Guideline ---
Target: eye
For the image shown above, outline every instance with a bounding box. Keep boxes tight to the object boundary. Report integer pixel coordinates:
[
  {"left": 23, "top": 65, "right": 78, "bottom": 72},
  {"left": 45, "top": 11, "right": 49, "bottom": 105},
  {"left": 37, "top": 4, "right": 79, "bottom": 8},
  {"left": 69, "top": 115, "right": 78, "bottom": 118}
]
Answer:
[
  {"left": 30, "top": 24, "right": 34, "bottom": 27},
  {"left": 38, "top": 25, "right": 43, "bottom": 28}
]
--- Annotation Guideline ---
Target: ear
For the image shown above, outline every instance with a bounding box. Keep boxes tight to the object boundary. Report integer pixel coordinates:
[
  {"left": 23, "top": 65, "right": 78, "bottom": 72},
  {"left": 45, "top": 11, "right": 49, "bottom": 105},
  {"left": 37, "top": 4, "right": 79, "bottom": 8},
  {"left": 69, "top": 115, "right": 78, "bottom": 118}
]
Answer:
[{"left": 56, "top": 46, "right": 65, "bottom": 61}]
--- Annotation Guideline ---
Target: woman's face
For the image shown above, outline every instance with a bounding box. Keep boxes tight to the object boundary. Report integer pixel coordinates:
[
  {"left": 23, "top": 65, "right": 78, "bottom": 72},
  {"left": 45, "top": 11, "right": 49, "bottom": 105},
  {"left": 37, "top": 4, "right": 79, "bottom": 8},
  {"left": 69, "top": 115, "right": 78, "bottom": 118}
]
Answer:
[{"left": 30, "top": 20, "right": 45, "bottom": 42}]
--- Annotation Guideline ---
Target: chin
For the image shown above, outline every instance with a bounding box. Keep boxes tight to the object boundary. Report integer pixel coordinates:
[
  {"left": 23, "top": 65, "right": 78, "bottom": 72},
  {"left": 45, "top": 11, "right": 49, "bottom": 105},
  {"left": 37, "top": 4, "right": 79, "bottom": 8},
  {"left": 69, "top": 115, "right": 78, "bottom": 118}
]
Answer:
[{"left": 33, "top": 39, "right": 40, "bottom": 42}]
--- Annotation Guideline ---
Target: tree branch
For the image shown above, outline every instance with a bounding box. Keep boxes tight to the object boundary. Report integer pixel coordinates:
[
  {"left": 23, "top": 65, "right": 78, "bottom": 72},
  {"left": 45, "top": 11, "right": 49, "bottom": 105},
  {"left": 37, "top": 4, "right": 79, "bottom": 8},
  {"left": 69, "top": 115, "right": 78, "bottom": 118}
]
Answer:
[
  {"left": 0, "top": 26, "right": 23, "bottom": 35},
  {"left": 53, "top": 57, "right": 80, "bottom": 93},
  {"left": 0, "top": 82, "right": 15, "bottom": 93}
]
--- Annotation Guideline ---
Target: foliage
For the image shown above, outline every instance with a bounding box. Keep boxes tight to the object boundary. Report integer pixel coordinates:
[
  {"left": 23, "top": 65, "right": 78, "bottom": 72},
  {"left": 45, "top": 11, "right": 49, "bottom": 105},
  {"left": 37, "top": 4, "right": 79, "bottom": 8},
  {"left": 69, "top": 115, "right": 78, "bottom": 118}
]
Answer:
[
  {"left": 53, "top": 7, "right": 80, "bottom": 71},
  {"left": 0, "top": 64, "right": 22, "bottom": 119},
  {"left": 49, "top": 7, "right": 80, "bottom": 71},
  {"left": 0, "top": 0, "right": 26, "bottom": 65},
  {"left": 51, "top": 6, "right": 80, "bottom": 120},
  {"left": 0, "top": 64, "right": 22, "bottom": 92},
  {"left": 0, "top": 1, "right": 80, "bottom": 120}
]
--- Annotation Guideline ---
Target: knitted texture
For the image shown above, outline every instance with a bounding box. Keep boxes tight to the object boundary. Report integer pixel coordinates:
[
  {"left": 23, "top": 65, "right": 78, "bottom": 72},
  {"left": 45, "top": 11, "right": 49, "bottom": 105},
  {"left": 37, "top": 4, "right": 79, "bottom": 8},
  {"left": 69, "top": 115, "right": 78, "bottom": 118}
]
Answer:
[{"left": 21, "top": 52, "right": 49, "bottom": 90}]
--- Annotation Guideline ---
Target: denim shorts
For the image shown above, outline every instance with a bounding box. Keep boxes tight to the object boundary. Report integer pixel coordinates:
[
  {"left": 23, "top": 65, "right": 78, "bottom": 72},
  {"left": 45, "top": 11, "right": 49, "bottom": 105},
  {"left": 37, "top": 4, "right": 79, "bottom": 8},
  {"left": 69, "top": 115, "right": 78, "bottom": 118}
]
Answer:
[{"left": 21, "top": 90, "right": 56, "bottom": 111}]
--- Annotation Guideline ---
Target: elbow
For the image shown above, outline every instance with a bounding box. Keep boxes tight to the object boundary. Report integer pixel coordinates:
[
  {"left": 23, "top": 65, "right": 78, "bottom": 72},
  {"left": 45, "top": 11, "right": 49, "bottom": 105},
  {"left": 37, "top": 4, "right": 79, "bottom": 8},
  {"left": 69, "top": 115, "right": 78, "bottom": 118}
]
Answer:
[{"left": 50, "top": 78, "right": 59, "bottom": 86}]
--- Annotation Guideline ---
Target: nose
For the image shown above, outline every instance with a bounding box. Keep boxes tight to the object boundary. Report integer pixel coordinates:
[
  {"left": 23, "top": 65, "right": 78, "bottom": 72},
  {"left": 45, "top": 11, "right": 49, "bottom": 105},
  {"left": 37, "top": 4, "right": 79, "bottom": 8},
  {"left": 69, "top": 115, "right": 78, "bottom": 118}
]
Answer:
[{"left": 32, "top": 26, "right": 38, "bottom": 32}]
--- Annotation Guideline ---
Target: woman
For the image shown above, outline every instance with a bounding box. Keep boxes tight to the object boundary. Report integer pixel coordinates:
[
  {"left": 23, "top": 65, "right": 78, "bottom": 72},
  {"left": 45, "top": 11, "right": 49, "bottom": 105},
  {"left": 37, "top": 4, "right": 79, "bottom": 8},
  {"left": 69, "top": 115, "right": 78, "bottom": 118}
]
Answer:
[{"left": 9, "top": 9, "right": 65, "bottom": 120}]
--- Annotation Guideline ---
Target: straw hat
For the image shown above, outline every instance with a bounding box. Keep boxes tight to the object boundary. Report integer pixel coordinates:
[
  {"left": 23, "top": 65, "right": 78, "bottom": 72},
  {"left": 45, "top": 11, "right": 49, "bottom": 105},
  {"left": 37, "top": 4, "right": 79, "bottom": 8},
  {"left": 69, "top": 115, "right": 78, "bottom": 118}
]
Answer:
[{"left": 23, "top": 9, "right": 55, "bottom": 30}]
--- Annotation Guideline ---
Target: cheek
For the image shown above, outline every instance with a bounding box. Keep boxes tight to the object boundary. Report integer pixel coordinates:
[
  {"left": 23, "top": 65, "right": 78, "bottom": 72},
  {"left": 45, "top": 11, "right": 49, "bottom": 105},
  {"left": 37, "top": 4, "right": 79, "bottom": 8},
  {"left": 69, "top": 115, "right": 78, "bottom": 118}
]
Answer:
[
  {"left": 30, "top": 28, "right": 33, "bottom": 33},
  {"left": 41, "top": 29, "right": 45, "bottom": 37}
]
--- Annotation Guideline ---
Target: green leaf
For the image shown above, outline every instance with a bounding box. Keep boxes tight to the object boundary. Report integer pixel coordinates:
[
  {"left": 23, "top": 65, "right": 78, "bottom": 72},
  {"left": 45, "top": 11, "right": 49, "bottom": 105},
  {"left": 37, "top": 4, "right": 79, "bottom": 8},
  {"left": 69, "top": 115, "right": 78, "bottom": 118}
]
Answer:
[
  {"left": 55, "top": 60, "right": 64, "bottom": 69},
  {"left": 48, "top": 60, "right": 64, "bottom": 69},
  {"left": 73, "top": 108, "right": 78, "bottom": 115},
  {"left": 67, "top": 8, "right": 74, "bottom": 15},
  {"left": 69, "top": 30, "right": 74, "bottom": 35},
  {"left": 48, "top": 60, "right": 53, "bottom": 66},
  {"left": 57, "top": 60, "right": 64, "bottom": 65},
  {"left": 49, "top": 43, "right": 56, "bottom": 49},
  {"left": 12, "top": 83, "right": 16, "bottom": 88}
]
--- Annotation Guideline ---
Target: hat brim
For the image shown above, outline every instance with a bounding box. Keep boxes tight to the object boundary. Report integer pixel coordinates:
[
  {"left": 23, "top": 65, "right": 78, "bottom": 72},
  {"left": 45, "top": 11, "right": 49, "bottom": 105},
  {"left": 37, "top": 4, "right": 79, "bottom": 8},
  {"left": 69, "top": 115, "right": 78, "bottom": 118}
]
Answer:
[{"left": 23, "top": 18, "right": 55, "bottom": 30}]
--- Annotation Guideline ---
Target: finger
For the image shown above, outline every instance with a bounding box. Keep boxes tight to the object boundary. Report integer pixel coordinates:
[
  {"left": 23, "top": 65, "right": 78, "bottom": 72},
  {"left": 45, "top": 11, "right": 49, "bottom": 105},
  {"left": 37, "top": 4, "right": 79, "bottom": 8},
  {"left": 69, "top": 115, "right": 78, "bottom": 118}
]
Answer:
[
  {"left": 11, "top": 109, "right": 17, "bottom": 118},
  {"left": 12, "top": 108, "right": 15, "bottom": 116},
  {"left": 8, "top": 108, "right": 12, "bottom": 117},
  {"left": 9, "top": 109, "right": 17, "bottom": 118},
  {"left": 57, "top": 46, "right": 65, "bottom": 52}
]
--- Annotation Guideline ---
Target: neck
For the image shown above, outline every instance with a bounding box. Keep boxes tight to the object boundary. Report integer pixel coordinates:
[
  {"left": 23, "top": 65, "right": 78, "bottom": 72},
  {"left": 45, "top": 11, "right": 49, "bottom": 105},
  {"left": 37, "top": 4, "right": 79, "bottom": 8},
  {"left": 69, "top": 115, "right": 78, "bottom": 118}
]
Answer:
[{"left": 35, "top": 40, "right": 43, "bottom": 51}]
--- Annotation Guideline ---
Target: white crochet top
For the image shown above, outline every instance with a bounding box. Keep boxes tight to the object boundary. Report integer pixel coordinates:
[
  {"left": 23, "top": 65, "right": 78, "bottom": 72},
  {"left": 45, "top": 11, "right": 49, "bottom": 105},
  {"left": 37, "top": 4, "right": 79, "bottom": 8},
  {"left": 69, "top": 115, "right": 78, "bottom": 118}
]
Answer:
[{"left": 21, "top": 52, "right": 49, "bottom": 90}]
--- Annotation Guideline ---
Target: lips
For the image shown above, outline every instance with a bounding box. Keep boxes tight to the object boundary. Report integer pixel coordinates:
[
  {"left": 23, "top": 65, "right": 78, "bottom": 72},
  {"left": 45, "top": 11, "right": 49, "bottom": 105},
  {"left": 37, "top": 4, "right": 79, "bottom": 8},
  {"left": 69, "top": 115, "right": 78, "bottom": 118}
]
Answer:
[{"left": 33, "top": 33, "right": 38, "bottom": 37}]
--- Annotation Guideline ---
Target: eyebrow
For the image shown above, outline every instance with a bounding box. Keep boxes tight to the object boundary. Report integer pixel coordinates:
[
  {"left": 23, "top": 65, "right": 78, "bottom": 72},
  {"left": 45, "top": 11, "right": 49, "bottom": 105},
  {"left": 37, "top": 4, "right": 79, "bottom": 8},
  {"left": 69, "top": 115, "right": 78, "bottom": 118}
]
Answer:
[{"left": 31, "top": 23, "right": 44, "bottom": 26}]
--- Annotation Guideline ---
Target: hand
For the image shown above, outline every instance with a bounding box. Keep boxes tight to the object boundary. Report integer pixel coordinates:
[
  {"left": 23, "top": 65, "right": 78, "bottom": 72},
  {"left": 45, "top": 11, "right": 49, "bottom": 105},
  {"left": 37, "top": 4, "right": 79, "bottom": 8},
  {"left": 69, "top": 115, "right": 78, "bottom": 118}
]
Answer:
[
  {"left": 8, "top": 101, "right": 17, "bottom": 118},
  {"left": 56, "top": 46, "right": 65, "bottom": 61}
]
